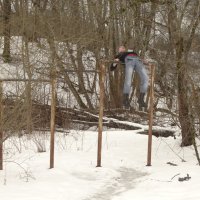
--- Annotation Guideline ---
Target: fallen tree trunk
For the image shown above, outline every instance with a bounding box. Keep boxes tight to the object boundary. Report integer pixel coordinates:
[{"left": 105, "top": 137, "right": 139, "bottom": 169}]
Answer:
[{"left": 2, "top": 101, "right": 175, "bottom": 138}]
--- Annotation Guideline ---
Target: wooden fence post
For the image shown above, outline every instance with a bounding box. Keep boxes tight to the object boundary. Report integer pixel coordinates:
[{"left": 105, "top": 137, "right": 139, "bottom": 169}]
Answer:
[
  {"left": 147, "top": 63, "right": 155, "bottom": 166},
  {"left": 0, "top": 81, "right": 3, "bottom": 170},
  {"left": 50, "top": 71, "right": 56, "bottom": 169},
  {"left": 97, "top": 62, "right": 106, "bottom": 167}
]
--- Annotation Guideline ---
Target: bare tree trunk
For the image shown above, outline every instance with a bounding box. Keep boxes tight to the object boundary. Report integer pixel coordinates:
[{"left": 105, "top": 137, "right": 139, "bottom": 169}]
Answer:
[
  {"left": 76, "top": 46, "right": 94, "bottom": 109},
  {"left": 21, "top": 1, "right": 33, "bottom": 135},
  {"left": 177, "top": 57, "right": 193, "bottom": 146},
  {"left": 47, "top": 37, "right": 88, "bottom": 109},
  {"left": 22, "top": 36, "right": 33, "bottom": 135},
  {"left": 2, "top": 0, "right": 11, "bottom": 62},
  {"left": 141, "top": 2, "right": 157, "bottom": 55},
  {"left": 167, "top": 1, "right": 199, "bottom": 146}
]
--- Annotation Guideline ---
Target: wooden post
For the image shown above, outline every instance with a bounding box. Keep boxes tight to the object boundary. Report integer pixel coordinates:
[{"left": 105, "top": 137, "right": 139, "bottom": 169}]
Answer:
[
  {"left": 50, "top": 71, "right": 56, "bottom": 169},
  {"left": 147, "top": 63, "right": 155, "bottom": 166},
  {"left": 97, "top": 62, "right": 106, "bottom": 167},
  {"left": 0, "top": 81, "right": 3, "bottom": 170}
]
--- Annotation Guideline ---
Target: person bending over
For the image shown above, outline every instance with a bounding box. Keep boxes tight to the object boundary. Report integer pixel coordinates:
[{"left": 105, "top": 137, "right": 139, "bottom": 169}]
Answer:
[{"left": 110, "top": 46, "right": 149, "bottom": 109}]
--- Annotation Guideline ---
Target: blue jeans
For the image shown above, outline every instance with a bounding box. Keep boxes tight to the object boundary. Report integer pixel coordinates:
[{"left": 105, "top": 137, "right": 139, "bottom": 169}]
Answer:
[{"left": 123, "top": 56, "right": 148, "bottom": 94}]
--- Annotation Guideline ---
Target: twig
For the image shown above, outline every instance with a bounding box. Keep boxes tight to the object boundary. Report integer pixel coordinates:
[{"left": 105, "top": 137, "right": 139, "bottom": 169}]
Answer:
[
  {"left": 171, "top": 173, "right": 180, "bottom": 180},
  {"left": 161, "top": 138, "right": 186, "bottom": 162}
]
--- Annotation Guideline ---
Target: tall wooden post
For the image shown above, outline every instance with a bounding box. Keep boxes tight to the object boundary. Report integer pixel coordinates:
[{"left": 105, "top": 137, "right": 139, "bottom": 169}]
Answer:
[
  {"left": 50, "top": 71, "right": 56, "bottom": 169},
  {"left": 0, "top": 81, "right": 3, "bottom": 170},
  {"left": 147, "top": 63, "right": 155, "bottom": 166},
  {"left": 97, "top": 62, "right": 106, "bottom": 167}
]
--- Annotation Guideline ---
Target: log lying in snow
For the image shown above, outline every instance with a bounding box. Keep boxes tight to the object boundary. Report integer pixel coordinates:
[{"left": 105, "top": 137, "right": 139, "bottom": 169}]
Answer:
[
  {"left": 3, "top": 101, "right": 175, "bottom": 138},
  {"left": 137, "top": 129, "right": 175, "bottom": 138},
  {"left": 71, "top": 109, "right": 175, "bottom": 137},
  {"left": 103, "top": 108, "right": 149, "bottom": 118},
  {"left": 33, "top": 107, "right": 175, "bottom": 137},
  {"left": 71, "top": 119, "right": 140, "bottom": 130}
]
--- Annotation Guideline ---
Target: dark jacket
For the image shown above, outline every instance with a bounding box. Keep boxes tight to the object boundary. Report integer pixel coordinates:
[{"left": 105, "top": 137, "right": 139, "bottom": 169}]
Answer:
[{"left": 110, "top": 50, "right": 138, "bottom": 71}]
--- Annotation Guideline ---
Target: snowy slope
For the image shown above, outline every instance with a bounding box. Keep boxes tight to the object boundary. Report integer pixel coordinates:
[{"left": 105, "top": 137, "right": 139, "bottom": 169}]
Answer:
[
  {"left": 0, "top": 37, "right": 199, "bottom": 200},
  {"left": 0, "top": 129, "right": 199, "bottom": 200}
]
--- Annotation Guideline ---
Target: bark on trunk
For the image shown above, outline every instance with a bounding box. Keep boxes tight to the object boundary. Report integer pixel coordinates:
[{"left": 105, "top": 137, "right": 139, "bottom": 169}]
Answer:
[
  {"left": 177, "top": 62, "right": 193, "bottom": 146},
  {"left": 167, "top": 1, "right": 195, "bottom": 146},
  {"left": 2, "top": 0, "right": 11, "bottom": 62}
]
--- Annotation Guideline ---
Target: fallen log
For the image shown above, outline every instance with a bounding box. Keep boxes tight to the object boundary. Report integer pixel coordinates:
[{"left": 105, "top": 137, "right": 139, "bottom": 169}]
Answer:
[
  {"left": 138, "top": 129, "right": 175, "bottom": 138},
  {"left": 2, "top": 101, "right": 175, "bottom": 138}
]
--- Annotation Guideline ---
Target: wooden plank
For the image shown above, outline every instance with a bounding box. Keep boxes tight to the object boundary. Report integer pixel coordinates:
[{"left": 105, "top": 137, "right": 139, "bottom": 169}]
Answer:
[
  {"left": 147, "top": 64, "right": 155, "bottom": 166},
  {"left": 0, "top": 81, "right": 3, "bottom": 170},
  {"left": 97, "top": 63, "right": 106, "bottom": 167},
  {"left": 50, "top": 72, "right": 56, "bottom": 169}
]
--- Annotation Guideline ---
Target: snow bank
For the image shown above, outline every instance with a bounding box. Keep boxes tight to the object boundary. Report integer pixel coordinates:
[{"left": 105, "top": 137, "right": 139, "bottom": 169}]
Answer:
[{"left": 0, "top": 129, "right": 199, "bottom": 200}]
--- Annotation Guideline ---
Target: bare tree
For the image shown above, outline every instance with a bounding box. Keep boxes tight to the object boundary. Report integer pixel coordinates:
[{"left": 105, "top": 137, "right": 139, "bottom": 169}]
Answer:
[
  {"left": 167, "top": 0, "right": 200, "bottom": 146},
  {"left": 2, "top": 0, "right": 11, "bottom": 62}
]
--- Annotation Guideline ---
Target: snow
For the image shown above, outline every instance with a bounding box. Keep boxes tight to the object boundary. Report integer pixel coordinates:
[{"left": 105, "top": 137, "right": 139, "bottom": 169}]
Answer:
[
  {"left": 0, "top": 128, "right": 200, "bottom": 200},
  {"left": 0, "top": 36, "right": 199, "bottom": 200}
]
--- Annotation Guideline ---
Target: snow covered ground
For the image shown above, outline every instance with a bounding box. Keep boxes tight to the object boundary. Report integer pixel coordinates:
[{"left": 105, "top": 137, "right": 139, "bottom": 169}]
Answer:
[{"left": 0, "top": 127, "right": 199, "bottom": 200}]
